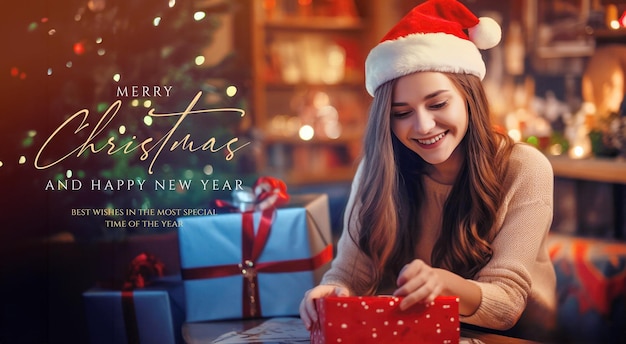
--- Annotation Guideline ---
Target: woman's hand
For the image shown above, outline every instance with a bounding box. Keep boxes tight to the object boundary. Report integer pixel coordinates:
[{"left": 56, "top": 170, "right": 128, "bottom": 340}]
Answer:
[
  {"left": 393, "top": 259, "right": 444, "bottom": 311},
  {"left": 299, "top": 285, "right": 350, "bottom": 330}
]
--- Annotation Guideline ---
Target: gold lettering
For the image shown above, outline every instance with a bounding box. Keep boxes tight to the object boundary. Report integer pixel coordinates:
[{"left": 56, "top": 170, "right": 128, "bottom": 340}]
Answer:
[{"left": 34, "top": 91, "right": 249, "bottom": 174}]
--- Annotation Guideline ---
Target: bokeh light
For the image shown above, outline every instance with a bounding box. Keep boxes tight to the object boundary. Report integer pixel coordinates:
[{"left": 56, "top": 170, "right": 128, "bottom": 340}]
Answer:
[
  {"left": 299, "top": 125, "right": 314, "bottom": 141},
  {"left": 226, "top": 85, "right": 237, "bottom": 97},
  {"left": 193, "top": 11, "right": 206, "bottom": 21}
]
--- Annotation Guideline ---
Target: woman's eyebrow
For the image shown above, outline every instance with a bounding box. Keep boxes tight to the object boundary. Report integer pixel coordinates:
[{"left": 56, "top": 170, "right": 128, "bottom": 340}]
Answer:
[{"left": 391, "top": 90, "right": 449, "bottom": 107}]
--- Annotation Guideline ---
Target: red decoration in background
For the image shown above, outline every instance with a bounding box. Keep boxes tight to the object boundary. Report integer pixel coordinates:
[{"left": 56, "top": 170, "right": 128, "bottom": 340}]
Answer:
[
  {"left": 11, "top": 67, "right": 27, "bottom": 80},
  {"left": 73, "top": 41, "right": 86, "bottom": 55},
  {"left": 549, "top": 237, "right": 626, "bottom": 315},
  {"left": 123, "top": 252, "right": 165, "bottom": 290},
  {"left": 620, "top": 11, "right": 626, "bottom": 27}
]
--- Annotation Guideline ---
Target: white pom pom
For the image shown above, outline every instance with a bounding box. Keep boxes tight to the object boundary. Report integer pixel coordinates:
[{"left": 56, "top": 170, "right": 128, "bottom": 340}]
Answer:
[{"left": 468, "top": 17, "right": 501, "bottom": 50}]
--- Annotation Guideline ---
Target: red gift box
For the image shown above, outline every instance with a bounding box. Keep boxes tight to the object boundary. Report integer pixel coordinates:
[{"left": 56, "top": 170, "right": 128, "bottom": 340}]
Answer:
[{"left": 312, "top": 296, "right": 460, "bottom": 344}]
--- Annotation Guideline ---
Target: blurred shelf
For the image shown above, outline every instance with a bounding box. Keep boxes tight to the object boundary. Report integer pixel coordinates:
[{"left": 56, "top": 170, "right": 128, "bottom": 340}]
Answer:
[
  {"left": 265, "top": 79, "right": 365, "bottom": 90},
  {"left": 245, "top": 0, "right": 377, "bottom": 186},
  {"left": 281, "top": 165, "right": 357, "bottom": 185},
  {"left": 591, "top": 28, "right": 626, "bottom": 38},
  {"left": 547, "top": 155, "right": 626, "bottom": 184},
  {"left": 591, "top": 28, "right": 626, "bottom": 44},
  {"left": 264, "top": 133, "right": 362, "bottom": 145},
  {"left": 265, "top": 17, "right": 364, "bottom": 31}
]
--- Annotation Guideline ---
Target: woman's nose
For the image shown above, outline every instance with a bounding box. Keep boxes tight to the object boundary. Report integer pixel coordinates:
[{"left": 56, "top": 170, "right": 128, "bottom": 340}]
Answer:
[{"left": 412, "top": 110, "right": 436, "bottom": 135}]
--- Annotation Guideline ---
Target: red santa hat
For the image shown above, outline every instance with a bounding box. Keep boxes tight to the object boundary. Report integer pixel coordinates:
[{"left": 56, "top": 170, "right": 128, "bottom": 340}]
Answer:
[{"left": 365, "top": 0, "right": 501, "bottom": 96}]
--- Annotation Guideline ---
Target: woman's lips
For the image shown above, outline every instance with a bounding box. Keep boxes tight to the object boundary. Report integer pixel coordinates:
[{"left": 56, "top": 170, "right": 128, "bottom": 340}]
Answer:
[{"left": 416, "top": 131, "right": 447, "bottom": 145}]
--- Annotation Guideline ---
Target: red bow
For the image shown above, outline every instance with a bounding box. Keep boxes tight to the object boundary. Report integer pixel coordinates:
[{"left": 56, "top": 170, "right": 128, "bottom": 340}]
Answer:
[
  {"left": 253, "top": 176, "right": 289, "bottom": 210},
  {"left": 123, "top": 252, "right": 165, "bottom": 290},
  {"left": 215, "top": 176, "right": 289, "bottom": 213}
]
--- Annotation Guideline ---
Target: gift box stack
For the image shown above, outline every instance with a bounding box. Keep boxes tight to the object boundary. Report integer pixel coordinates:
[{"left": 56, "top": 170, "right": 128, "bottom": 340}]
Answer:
[
  {"left": 83, "top": 254, "right": 185, "bottom": 344},
  {"left": 83, "top": 177, "right": 334, "bottom": 342},
  {"left": 178, "top": 177, "right": 334, "bottom": 322},
  {"left": 312, "top": 296, "right": 460, "bottom": 344}
]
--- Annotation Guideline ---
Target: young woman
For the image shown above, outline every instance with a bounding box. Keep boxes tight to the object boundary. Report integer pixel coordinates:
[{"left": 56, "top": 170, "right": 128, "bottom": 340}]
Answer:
[{"left": 299, "top": 0, "right": 556, "bottom": 338}]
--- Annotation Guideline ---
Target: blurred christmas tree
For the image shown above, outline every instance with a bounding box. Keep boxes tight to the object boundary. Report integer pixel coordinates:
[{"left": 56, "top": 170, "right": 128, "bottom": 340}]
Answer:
[{"left": 2, "top": 0, "right": 257, "bottom": 240}]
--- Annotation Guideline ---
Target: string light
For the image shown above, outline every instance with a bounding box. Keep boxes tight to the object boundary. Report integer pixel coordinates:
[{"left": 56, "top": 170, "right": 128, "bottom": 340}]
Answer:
[
  {"left": 18, "top": 156, "right": 27, "bottom": 164},
  {"left": 193, "top": 11, "right": 206, "bottom": 21},
  {"left": 203, "top": 164, "right": 214, "bottom": 176},
  {"left": 113, "top": 73, "right": 121, "bottom": 82},
  {"left": 508, "top": 129, "right": 522, "bottom": 142},
  {"left": 611, "top": 20, "right": 620, "bottom": 29},
  {"left": 549, "top": 144, "right": 563, "bottom": 156},
  {"left": 153, "top": 17, "right": 162, "bottom": 26},
  {"left": 571, "top": 145, "right": 585, "bottom": 158},
  {"left": 226, "top": 85, "right": 237, "bottom": 97},
  {"left": 194, "top": 55, "right": 205, "bottom": 66}
]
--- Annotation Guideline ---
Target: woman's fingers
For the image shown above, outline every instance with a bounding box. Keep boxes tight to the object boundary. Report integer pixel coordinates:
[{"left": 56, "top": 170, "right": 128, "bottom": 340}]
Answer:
[
  {"left": 398, "top": 280, "right": 443, "bottom": 310},
  {"left": 299, "top": 285, "right": 349, "bottom": 330},
  {"left": 393, "top": 259, "right": 442, "bottom": 310},
  {"left": 299, "top": 289, "right": 317, "bottom": 330}
]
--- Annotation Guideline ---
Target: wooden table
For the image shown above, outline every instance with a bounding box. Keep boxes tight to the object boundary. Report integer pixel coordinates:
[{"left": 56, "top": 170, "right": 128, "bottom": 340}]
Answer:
[{"left": 181, "top": 317, "right": 541, "bottom": 343}]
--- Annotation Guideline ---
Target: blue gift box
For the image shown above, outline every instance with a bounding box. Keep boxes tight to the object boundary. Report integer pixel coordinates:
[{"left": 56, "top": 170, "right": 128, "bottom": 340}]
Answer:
[
  {"left": 178, "top": 193, "right": 333, "bottom": 322},
  {"left": 83, "top": 276, "right": 185, "bottom": 344}
]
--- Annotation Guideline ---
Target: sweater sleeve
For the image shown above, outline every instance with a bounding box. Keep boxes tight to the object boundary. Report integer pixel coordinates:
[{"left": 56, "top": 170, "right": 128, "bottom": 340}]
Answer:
[
  {"left": 460, "top": 144, "right": 555, "bottom": 330},
  {"left": 320, "top": 161, "right": 378, "bottom": 295}
]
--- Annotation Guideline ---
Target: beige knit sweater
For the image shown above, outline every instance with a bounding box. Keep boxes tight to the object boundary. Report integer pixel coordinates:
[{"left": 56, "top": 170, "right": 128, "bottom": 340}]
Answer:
[{"left": 321, "top": 143, "right": 557, "bottom": 331}]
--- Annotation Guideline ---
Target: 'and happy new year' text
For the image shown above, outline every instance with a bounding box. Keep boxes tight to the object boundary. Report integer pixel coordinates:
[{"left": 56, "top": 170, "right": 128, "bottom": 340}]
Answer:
[{"left": 45, "top": 178, "right": 243, "bottom": 191}]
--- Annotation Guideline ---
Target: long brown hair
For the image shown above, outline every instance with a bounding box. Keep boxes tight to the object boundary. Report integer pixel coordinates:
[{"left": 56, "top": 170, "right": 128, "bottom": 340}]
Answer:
[{"left": 350, "top": 73, "right": 514, "bottom": 292}]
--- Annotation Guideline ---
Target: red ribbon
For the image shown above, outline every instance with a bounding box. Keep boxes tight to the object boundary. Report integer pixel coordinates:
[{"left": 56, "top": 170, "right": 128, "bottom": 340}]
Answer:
[
  {"left": 183, "top": 177, "right": 331, "bottom": 318},
  {"left": 119, "top": 252, "right": 164, "bottom": 344},
  {"left": 121, "top": 291, "right": 140, "bottom": 344}
]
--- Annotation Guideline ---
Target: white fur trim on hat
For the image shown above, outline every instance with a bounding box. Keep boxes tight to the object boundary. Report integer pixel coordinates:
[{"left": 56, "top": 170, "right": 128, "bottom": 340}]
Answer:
[
  {"left": 469, "top": 17, "right": 502, "bottom": 49},
  {"left": 365, "top": 32, "right": 486, "bottom": 96}
]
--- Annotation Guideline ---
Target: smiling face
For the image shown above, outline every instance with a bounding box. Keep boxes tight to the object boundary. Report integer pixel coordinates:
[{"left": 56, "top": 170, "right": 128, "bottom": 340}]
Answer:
[{"left": 391, "top": 72, "right": 469, "bottom": 176}]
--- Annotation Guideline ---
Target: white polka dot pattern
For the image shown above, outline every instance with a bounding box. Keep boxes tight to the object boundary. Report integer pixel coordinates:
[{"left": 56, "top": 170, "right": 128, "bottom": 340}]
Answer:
[{"left": 311, "top": 296, "right": 460, "bottom": 343}]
